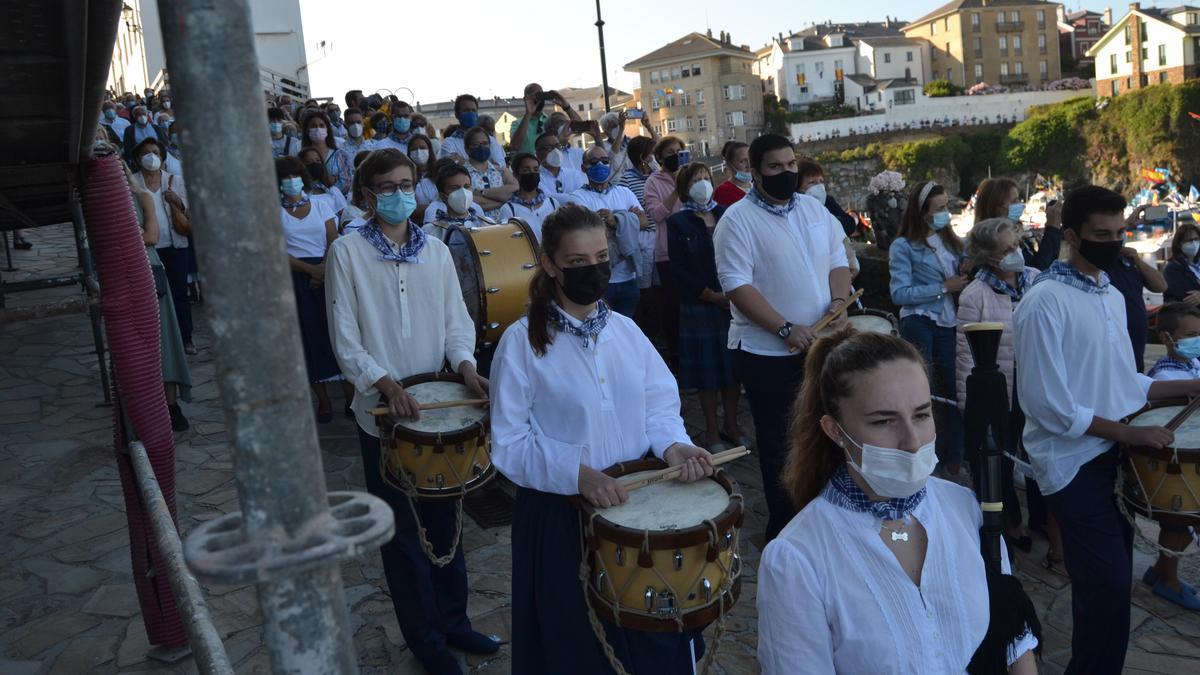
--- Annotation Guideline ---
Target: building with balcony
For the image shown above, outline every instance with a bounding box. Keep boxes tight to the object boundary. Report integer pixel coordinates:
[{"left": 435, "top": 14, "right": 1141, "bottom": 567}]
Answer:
[
  {"left": 625, "top": 30, "right": 764, "bottom": 158},
  {"left": 901, "top": 1, "right": 1064, "bottom": 88},
  {"left": 1057, "top": 7, "right": 1112, "bottom": 65},
  {"left": 1089, "top": 3, "right": 1200, "bottom": 96}
]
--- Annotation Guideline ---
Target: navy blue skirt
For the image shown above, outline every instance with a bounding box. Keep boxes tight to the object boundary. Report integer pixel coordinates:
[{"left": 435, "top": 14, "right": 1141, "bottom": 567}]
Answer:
[
  {"left": 292, "top": 256, "right": 341, "bottom": 383},
  {"left": 676, "top": 303, "right": 735, "bottom": 390}
]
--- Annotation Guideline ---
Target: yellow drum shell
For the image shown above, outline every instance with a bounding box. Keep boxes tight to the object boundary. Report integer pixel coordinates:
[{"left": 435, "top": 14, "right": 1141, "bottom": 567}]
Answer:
[{"left": 1122, "top": 400, "right": 1200, "bottom": 527}]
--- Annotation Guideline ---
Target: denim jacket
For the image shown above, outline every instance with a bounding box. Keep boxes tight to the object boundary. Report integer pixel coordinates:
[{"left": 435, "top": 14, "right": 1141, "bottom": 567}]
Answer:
[{"left": 889, "top": 236, "right": 958, "bottom": 322}]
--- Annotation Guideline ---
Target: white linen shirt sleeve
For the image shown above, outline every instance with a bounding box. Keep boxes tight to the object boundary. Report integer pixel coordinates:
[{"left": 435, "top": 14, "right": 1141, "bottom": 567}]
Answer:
[
  {"left": 489, "top": 324, "right": 588, "bottom": 495},
  {"left": 641, "top": 332, "right": 692, "bottom": 456},
  {"left": 437, "top": 245, "right": 478, "bottom": 370},
  {"left": 822, "top": 208, "right": 850, "bottom": 270},
  {"left": 326, "top": 238, "right": 388, "bottom": 392},
  {"left": 713, "top": 214, "right": 754, "bottom": 293},
  {"left": 757, "top": 539, "right": 836, "bottom": 674},
  {"left": 1014, "top": 294, "right": 1096, "bottom": 439}
]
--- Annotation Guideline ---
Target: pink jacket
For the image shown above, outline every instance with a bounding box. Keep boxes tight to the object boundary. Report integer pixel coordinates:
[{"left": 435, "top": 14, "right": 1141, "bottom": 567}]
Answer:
[
  {"left": 643, "top": 169, "right": 682, "bottom": 262},
  {"left": 954, "top": 268, "right": 1039, "bottom": 411}
]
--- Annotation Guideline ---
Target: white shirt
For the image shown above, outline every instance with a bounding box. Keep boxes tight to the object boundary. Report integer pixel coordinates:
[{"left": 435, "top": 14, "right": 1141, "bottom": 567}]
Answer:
[
  {"left": 564, "top": 184, "right": 642, "bottom": 284},
  {"left": 102, "top": 115, "right": 130, "bottom": 138},
  {"left": 1149, "top": 357, "right": 1200, "bottom": 380},
  {"left": 1013, "top": 277, "right": 1153, "bottom": 494},
  {"left": 489, "top": 309, "right": 691, "bottom": 495},
  {"left": 539, "top": 166, "right": 587, "bottom": 197},
  {"left": 758, "top": 478, "right": 1034, "bottom": 674},
  {"left": 312, "top": 189, "right": 347, "bottom": 218},
  {"left": 326, "top": 232, "right": 477, "bottom": 436},
  {"left": 440, "top": 132, "right": 504, "bottom": 164},
  {"left": 496, "top": 194, "right": 559, "bottom": 242},
  {"left": 279, "top": 198, "right": 335, "bottom": 258},
  {"left": 415, "top": 177, "right": 438, "bottom": 206},
  {"left": 132, "top": 171, "right": 189, "bottom": 249},
  {"left": 714, "top": 194, "right": 849, "bottom": 356},
  {"left": 421, "top": 201, "right": 487, "bottom": 226},
  {"left": 373, "top": 135, "right": 410, "bottom": 154}
]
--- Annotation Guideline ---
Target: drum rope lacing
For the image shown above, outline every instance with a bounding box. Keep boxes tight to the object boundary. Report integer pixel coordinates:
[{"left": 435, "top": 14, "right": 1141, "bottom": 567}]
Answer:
[
  {"left": 1115, "top": 456, "right": 1200, "bottom": 558},
  {"left": 380, "top": 420, "right": 479, "bottom": 567},
  {"left": 575, "top": 490, "right": 743, "bottom": 675}
]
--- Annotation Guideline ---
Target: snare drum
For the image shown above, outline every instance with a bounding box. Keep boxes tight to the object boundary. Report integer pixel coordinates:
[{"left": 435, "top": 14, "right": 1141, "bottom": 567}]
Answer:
[
  {"left": 577, "top": 459, "right": 743, "bottom": 632},
  {"left": 1121, "top": 401, "right": 1200, "bottom": 527},
  {"left": 378, "top": 372, "right": 495, "bottom": 501},
  {"left": 435, "top": 219, "right": 540, "bottom": 348},
  {"left": 819, "top": 308, "right": 899, "bottom": 337}
]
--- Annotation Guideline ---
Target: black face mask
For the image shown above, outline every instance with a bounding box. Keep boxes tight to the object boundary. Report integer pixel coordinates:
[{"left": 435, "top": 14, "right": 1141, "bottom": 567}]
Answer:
[
  {"left": 556, "top": 261, "right": 611, "bottom": 306},
  {"left": 759, "top": 170, "right": 799, "bottom": 201},
  {"left": 1077, "top": 236, "right": 1123, "bottom": 271},
  {"left": 663, "top": 153, "right": 681, "bottom": 173},
  {"left": 518, "top": 172, "right": 541, "bottom": 193},
  {"left": 306, "top": 163, "right": 324, "bottom": 181}
]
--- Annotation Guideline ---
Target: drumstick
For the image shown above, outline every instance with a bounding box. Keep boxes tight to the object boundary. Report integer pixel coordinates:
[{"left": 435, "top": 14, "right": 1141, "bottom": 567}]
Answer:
[
  {"left": 367, "top": 399, "right": 488, "bottom": 416},
  {"left": 1164, "top": 396, "right": 1200, "bottom": 432},
  {"left": 788, "top": 288, "right": 866, "bottom": 353},
  {"left": 618, "top": 446, "right": 750, "bottom": 492}
]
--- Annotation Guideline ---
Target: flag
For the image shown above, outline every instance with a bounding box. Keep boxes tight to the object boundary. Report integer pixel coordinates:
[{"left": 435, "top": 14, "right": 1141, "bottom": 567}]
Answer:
[
  {"left": 1190, "top": 185, "right": 1199, "bottom": 202},
  {"left": 1190, "top": 111, "right": 1200, "bottom": 122},
  {"left": 1142, "top": 168, "right": 1167, "bottom": 184}
]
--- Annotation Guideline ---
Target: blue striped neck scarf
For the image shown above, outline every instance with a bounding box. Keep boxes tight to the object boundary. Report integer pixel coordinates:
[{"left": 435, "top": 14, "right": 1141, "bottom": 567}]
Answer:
[
  {"left": 822, "top": 464, "right": 926, "bottom": 523},
  {"left": 551, "top": 301, "right": 610, "bottom": 347},
  {"left": 358, "top": 217, "right": 426, "bottom": 263},
  {"left": 508, "top": 189, "right": 547, "bottom": 210},
  {"left": 681, "top": 199, "right": 718, "bottom": 213},
  {"left": 281, "top": 193, "right": 309, "bottom": 210},
  {"left": 1031, "top": 260, "right": 1109, "bottom": 294},
  {"left": 975, "top": 267, "right": 1027, "bottom": 301},
  {"left": 746, "top": 186, "right": 797, "bottom": 216}
]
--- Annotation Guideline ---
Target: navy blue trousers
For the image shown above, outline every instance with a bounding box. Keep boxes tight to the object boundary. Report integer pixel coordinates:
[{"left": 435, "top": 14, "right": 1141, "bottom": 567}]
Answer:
[
  {"left": 899, "top": 315, "right": 965, "bottom": 466},
  {"left": 605, "top": 279, "right": 641, "bottom": 318},
  {"left": 511, "top": 488, "right": 702, "bottom": 674},
  {"left": 357, "top": 426, "right": 472, "bottom": 665},
  {"left": 1044, "top": 448, "right": 1133, "bottom": 675}
]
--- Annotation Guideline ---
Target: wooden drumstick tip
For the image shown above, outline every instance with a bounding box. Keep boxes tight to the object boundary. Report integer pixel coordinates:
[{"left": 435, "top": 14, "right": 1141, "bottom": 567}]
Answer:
[
  {"left": 368, "top": 398, "right": 489, "bottom": 416},
  {"left": 618, "top": 446, "right": 751, "bottom": 492},
  {"left": 788, "top": 288, "right": 866, "bottom": 353}
]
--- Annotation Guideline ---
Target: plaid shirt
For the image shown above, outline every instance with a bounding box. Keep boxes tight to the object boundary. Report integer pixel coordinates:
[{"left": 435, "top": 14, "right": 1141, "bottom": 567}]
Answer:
[
  {"left": 680, "top": 199, "right": 718, "bottom": 213},
  {"left": 745, "top": 186, "right": 799, "bottom": 217},
  {"left": 821, "top": 464, "right": 926, "bottom": 522},
  {"left": 975, "top": 267, "right": 1027, "bottom": 301},
  {"left": 358, "top": 218, "right": 426, "bottom": 263},
  {"left": 1031, "top": 260, "right": 1110, "bottom": 294}
]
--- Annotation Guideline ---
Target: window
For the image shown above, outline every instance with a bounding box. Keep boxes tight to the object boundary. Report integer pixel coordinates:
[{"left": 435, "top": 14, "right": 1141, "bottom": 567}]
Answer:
[
  {"left": 1161, "top": 71, "right": 1169, "bottom": 83},
  {"left": 1112, "top": 80, "right": 1119, "bottom": 96},
  {"left": 834, "top": 59, "right": 844, "bottom": 78},
  {"left": 973, "top": 36, "right": 982, "bottom": 57},
  {"left": 816, "top": 61, "right": 825, "bottom": 79},
  {"left": 1140, "top": 46, "right": 1148, "bottom": 62},
  {"left": 1124, "top": 25, "right": 1131, "bottom": 45},
  {"left": 884, "top": 52, "right": 892, "bottom": 63},
  {"left": 905, "top": 67, "right": 912, "bottom": 79},
  {"left": 1160, "top": 44, "right": 1168, "bottom": 66},
  {"left": 1037, "top": 9, "right": 1045, "bottom": 28},
  {"left": 1015, "top": 61, "right": 1024, "bottom": 75},
  {"left": 679, "top": 90, "right": 689, "bottom": 106},
  {"left": 1038, "top": 33, "right": 1047, "bottom": 54},
  {"left": 932, "top": 22, "right": 938, "bottom": 36},
  {"left": 1001, "top": 62, "right": 1010, "bottom": 76},
  {"left": 895, "top": 89, "right": 915, "bottom": 105},
  {"left": 1088, "top": 21, "right": 1099, "bottom": 36},
  {"left": 1010, "top": 10, "right": 1019, "bottom": 23},
  {"left": 947, "top": 68, "right": 953, "bottom": 80},
  {"left": 1126, "top": 50, "right": 1132, "bottom": 63},
  {"left": 1014, "top": 35, "right": 1022, "bottom": 55},
  {"left": 665, "top": 95, "right": 674, "bottom": 108},
  {"left": 1110, "top": 53, "right": 1117, "bottom": 75},
  {"left": 695, "top": 88, "right": 704, "bottom": 104},
  {"left": 660, "top": 69, "right": 669, "bottom": 82},
  {"left": 650, "top": 70, "right": 659, "bottom": 83},
  {"left": 906, "top": 51, "right": 913, "bottom": 62},
  {"left": 666, "top": 119, "right": 679, "bottom": 132},
  {"left": 974, "top": 63, "right": 983, "bottom": 81},
  {"left": 722, "top": 84, "right": 746, "bottom": 100},
  {"left": 1141, "top": 22, "right": 1148, "bottom": 43},
  {"left": 997, "top": 12, "right": 1006, "bottom": 24},
  {"left": 1040, "top": 60, "right": 1048, "bottom": 76},
  {"left": 697, "top": 115, "right": 706, "bottom": 130},
  {"left": 685, "top": 117, "right": 693, "bottom": 130},
  {"left": 971, "top": 12, "right": 981, "bottom": 31},
  {"left": 1191, "top": 13, "right": 1199, "bottom": 25},
  {"left": 681, "top": 66, "right": 690, "bottom": 78},
  {"left": 652, "top": 97, "right": 661, "bottom": 110},
  {"left": 724, "top": 111, "right": 745, "bottom": 126},
  {"left": 577, "top": 104, "right": 585, "bottom": 111},
  {"left": 999, "top": 36, "right": 1008, "bottom": 56},
  {"left": 671, "top": 66, "right": 680, "bottom": 79},
  {"left": 692, "top": 63, "right": 701, "bottom": 76}
]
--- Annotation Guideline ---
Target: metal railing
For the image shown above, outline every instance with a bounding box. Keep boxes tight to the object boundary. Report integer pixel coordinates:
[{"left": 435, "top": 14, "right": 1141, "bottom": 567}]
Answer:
[
  {"left": 128, "top": 442, "right": 232, "bottom": 674},
  {"left": 996, "top": 21, "right": 1025, "bottom": 33},
  {"left": 259, "top": 65, "right": 310, "bottom": 99}
]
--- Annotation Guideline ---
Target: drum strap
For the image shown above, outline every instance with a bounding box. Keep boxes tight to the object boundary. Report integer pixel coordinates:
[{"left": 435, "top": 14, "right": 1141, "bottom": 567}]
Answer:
[
  {"left": 1115, "top": 459, "right": 1200, "bottom": 558},
  {"left": 378, "top": 425, "right": 469, "bottom": 567}
]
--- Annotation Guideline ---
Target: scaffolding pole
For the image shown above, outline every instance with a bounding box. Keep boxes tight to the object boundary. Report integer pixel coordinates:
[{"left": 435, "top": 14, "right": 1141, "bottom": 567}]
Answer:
[{"left": 154, "top": 1, "right": 393, "bottom": 673}]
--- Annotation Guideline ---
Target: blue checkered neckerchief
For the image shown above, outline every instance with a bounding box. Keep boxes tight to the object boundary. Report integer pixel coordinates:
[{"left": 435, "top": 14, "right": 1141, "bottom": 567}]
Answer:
[
  {"left": 1148, "top": 355, "right": 1200, "bottom": 379},
  {"left": 433, "top": 209, "right": 476, "bottom": 225},
  {"left": 822, "top": 464, "right": 926, "bottom": 522},
  {"left": 681, "top": 199, "right": 718, "bottom": 213},
  {"left": 358, "top": 217, "right": 426, "bottom": 263},
  {"left": 584, "top": 183, "right": 611, "bottom": 195},
  {"left": 745, "top": 186, "right": 797, "bottom": 217},
  {"left": 1031, "top": 260, "right": 1110, "bottom": 294},
  {"left": 975, "top": 267, "right": 1027, "bottom": 301},
  {"left": 551, "top": 301, "right": 610, "bottom": 348},
  {"left": 508, "top": 189, "right": 547, "bottom": 210},
  {"left": 281, "top": 193, "right": 309, "bottom": 210}
]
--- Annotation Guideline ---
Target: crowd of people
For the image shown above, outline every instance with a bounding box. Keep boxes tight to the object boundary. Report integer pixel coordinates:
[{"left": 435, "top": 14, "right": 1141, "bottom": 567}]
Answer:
[{"left": 93, "top": 79, "right": 1200, "bottom": 675}]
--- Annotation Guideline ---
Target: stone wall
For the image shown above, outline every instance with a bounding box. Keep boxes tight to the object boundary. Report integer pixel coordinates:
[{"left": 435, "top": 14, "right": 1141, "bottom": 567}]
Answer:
[{"left": 819, "top": 158, "right": 960, "bottom": 212}]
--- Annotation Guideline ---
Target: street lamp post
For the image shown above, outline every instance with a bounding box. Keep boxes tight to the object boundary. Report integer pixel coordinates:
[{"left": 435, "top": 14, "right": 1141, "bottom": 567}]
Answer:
[{"left": 595, "top": 0, "right": 611, "bottom": 112}]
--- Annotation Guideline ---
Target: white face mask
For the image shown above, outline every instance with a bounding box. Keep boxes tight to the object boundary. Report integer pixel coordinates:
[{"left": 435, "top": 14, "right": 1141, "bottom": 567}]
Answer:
[
  {"left": 688, "top": 179, "right": 714, "bottom": 205},
  {"left": 140, "top": 153, "right": 162, "bottom": 172},
  {"left": 998, "top": 248, "right": 1025, "bottom": 273},
  {"left": 447, "top": 186, "right": 473, "bottom": 214},
  {"left": 805, "top": 182, "right": 827, "bottom": 204},
  {"left": 137, "top": 115, "right": 149, "bottom": 126},
  {"left": 544, "top": 148, "right": 563, "bottom": 169},
  {"left": 347, "top": 122, "right": 363, "bottom": 138},
  {"left": 1183, "top": 241, "right": 1200, "bottom": 259},
  {"left": 839, "top": 423, "right": 937, "bottom": 499},
  {"left": 411, "top": 148, "right": 430, "bottom": 164}
]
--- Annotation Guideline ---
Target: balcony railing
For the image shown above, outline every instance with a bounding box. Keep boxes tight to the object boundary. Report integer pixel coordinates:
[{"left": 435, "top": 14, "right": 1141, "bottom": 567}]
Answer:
[
  {"left": 996, "top": 21, "right": 1025, "bottom": 33},
  {"left": 1000, "top": 73, "right": 1030, "bottom": 84}
]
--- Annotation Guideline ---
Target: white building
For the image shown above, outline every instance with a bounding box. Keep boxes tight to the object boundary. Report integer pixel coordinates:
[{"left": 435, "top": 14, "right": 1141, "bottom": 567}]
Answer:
[
  {"left": 108, "top": 1, "right": 150, "bottom": 95},
  {"left": 1087, "top": 3, "right": 1200, "bottom": 96},
  {"left": 753, "top": 19, "right": 925, "bottom": 111},
  {"left": 132, "top": 0, "right": 311, "bottom": 97}
]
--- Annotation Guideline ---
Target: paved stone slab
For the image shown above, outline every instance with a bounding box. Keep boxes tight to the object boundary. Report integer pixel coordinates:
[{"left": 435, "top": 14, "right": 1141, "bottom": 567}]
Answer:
[
  {"left": 23, "top": 558, "right": 108, "bottom": 595},
  {"left": 48, "top": 635, "right": 119, "bottom": 674},
  {"left": 81, "top": 584, "right": 141, "bottom": 618}
]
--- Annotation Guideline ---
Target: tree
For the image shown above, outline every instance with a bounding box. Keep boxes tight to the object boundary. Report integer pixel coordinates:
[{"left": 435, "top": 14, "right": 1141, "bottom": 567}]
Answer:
[{"left": 923, "top": 79, "right": 962, "bottom": 98}]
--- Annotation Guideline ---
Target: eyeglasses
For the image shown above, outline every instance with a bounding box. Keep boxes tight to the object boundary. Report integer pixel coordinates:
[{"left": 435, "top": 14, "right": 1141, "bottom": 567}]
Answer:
[{"left": 371, "top": 182, "right": 416, "bottom": 197}]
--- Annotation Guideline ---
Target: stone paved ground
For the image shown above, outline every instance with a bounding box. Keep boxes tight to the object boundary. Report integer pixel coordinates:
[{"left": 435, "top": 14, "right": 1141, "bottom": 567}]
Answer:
[{"left": 2, "top": 223, "right": 1200, "bottom": 674}]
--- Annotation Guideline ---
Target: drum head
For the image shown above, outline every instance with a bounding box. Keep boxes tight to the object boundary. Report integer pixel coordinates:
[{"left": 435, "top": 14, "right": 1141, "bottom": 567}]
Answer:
[
  {"left": 600, "top": 475, "right": 729, "bottom": 530},
  {"left": 1128, "top": 404, "right": 1200, "bottom": 447},
  {"left": 393, "top": 381, "right": 486, "bottom": 434},
  {"left": 847, "top": 314, "right": 895, "bottom": 335}
]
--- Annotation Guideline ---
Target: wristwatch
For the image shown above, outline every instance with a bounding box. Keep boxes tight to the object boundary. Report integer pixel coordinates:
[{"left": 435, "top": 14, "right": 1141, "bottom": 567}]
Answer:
[{"left": 777, "top": 322, "right": 793, "bottom": 339}]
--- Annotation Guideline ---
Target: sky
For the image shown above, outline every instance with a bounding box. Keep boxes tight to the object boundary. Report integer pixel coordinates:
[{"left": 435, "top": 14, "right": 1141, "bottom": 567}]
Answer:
[{"left": 296, "top": 0, "right": 1144, "bottom": 106}]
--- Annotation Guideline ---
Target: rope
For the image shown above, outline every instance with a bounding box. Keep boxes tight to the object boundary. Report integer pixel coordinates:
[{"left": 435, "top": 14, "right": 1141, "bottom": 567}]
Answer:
[
  {"left": 578, "top": 513, "right": 633, "bottom": 675},
  {"left": 378, "top": 423, "right": 470, "bottom": 567},
  {"left": 1114, "top": 462, "right": 1200, "bottom": 559}
]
